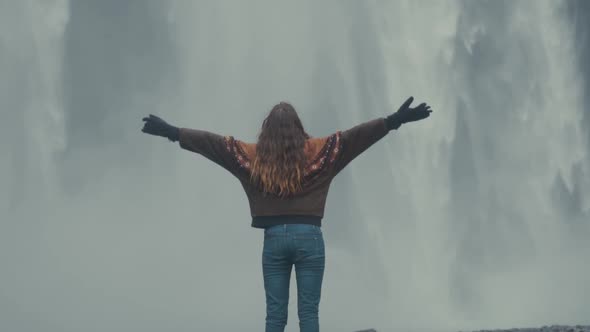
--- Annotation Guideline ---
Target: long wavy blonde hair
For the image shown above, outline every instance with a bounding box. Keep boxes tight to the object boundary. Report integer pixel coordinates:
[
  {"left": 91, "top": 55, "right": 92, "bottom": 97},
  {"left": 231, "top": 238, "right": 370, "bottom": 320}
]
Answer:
[{"left": 249, "top": 101, "right": 310, "bottom": 198}]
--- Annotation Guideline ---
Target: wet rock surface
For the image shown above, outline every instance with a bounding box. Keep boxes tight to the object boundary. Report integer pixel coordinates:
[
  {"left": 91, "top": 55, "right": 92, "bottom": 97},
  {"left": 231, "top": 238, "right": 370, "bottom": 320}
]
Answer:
[
  {"left": 353, "top": 326, "right": 590, "bottom": 332},
  {"left": 459, "top": 326, "right": 590, "bottom": 332}
]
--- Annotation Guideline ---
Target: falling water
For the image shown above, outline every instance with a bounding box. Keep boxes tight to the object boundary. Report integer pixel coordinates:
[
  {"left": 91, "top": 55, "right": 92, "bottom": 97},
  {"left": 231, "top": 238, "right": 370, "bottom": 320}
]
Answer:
[
  {"left": 365, "top": 1, "right": 590, "bottom": 330},
  {"left": 1, "top": 1, "right": 588, "bottom": 332},
  {"left": 0, "top": 0, "right": 68, "bottom": 215}
]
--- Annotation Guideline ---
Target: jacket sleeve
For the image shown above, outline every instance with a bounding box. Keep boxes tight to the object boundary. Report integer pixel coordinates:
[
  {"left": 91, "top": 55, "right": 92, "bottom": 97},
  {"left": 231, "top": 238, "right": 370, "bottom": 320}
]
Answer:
[
  {"left": 330, "top": 117, "right": 390, "bottom": 176},
  {"left": 178, "top": 127, "right": 239, "bottom": 175}
]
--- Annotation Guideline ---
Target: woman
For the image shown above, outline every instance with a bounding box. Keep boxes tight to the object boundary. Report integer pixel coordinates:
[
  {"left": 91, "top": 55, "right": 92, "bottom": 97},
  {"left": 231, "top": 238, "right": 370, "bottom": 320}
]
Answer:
[{"left": 140, "top": 96, "right": 432, "bottom": 332}]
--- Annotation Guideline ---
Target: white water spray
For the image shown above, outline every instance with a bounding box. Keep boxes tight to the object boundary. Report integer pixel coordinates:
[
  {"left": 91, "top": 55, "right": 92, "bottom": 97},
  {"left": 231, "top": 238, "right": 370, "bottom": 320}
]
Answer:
[{"left": 1, "top": 1, "right": 588, "bottom": 332}]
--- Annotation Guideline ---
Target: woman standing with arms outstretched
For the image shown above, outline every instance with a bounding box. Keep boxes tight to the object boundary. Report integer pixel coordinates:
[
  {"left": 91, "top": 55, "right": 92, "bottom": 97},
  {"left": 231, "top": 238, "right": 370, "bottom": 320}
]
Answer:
[{"left": 141, "top": 97, "right": 432, "bottom": 332}]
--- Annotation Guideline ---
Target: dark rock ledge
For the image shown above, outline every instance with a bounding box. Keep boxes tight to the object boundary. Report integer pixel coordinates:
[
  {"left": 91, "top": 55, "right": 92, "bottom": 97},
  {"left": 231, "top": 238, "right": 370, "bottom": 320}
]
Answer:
[
  {"left": 459, "top": 325, "right": 590, "bottom": 332},
  {"left": 354, "top": 325, "right": 590, "bottom": 332}
]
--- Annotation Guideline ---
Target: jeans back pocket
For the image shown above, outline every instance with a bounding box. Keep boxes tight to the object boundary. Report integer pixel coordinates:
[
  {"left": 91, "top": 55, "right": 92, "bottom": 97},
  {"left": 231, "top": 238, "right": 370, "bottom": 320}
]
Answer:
[{"left": 293, "top": 231, "right": 324, "bottom": 257}]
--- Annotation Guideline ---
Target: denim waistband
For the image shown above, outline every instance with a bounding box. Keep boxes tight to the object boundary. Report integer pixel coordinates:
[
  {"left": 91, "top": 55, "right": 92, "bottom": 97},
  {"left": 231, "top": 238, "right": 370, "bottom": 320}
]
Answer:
[{"left": 264, "top": 223, "right": 322, "bottom": 235}]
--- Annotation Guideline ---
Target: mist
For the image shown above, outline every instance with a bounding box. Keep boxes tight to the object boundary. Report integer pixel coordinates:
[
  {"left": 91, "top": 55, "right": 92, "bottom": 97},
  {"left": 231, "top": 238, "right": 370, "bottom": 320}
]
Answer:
[{"left": 1, "top": 1, "right": 589, "bottom": 331}]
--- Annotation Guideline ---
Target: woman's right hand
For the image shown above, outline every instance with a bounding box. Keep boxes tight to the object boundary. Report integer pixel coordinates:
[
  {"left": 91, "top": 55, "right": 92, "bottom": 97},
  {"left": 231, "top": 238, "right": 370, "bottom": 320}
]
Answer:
[
  {"left": 141, "top": 114, "right": 180, "bottom": 142},
  {"left": 386, "top": 96, "right": 433, "bottom": 130}
]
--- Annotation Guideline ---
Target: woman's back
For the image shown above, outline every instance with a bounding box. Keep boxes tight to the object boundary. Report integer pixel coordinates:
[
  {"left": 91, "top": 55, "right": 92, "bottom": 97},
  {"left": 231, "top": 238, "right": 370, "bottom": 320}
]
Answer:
[{"left": 177, "top": 116, "right": 390, "bottom": 228}]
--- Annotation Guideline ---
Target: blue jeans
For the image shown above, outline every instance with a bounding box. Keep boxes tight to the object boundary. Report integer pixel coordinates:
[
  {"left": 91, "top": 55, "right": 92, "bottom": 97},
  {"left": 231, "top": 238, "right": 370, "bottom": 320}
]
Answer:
[{"left": 262, "top": 224, "right": 325, "bottom": 332}]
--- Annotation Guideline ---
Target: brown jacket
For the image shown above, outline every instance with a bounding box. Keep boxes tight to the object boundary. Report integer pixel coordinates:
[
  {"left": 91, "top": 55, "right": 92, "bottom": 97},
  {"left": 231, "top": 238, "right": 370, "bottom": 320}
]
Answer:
[{"left": 178, "top": 117, "right": 391, "bottom": 228}]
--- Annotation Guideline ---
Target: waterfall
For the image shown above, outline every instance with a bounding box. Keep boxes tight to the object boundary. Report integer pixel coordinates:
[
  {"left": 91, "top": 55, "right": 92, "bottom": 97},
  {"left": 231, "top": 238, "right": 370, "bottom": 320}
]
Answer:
[
  {"left": 1, "top": 1, "right": 588, "bottom": 331},
  {"left": 0, "top": 0, "right": 68, "bottom": 213},
  {"left": 366, "top": 1, "right": 590, "bottom": 330}
]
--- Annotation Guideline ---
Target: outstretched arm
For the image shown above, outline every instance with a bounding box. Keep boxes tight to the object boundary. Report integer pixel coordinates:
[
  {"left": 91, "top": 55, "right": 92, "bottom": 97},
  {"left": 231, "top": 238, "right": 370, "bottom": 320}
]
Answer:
[
  {"left": 141, "top": 114, "right": 238, "bottom": 174},
  {"left": 330, "top": 117, "right": 390, "bottom": 176},
  {"left": 330, "top": 96, "right": 432, "bottom": 176},
  {"left": 177, "top": 128, "right": 238, "bottom": 173}
]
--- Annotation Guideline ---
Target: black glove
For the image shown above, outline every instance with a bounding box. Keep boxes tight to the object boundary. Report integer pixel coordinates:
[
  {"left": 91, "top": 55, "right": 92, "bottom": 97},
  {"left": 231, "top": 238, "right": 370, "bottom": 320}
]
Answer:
[
  {"left": 386, "top": 96, "right": 433, "bottom": 130},
  {"left": 141, "top": 114, "right": 180, "bottom": 142}
]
